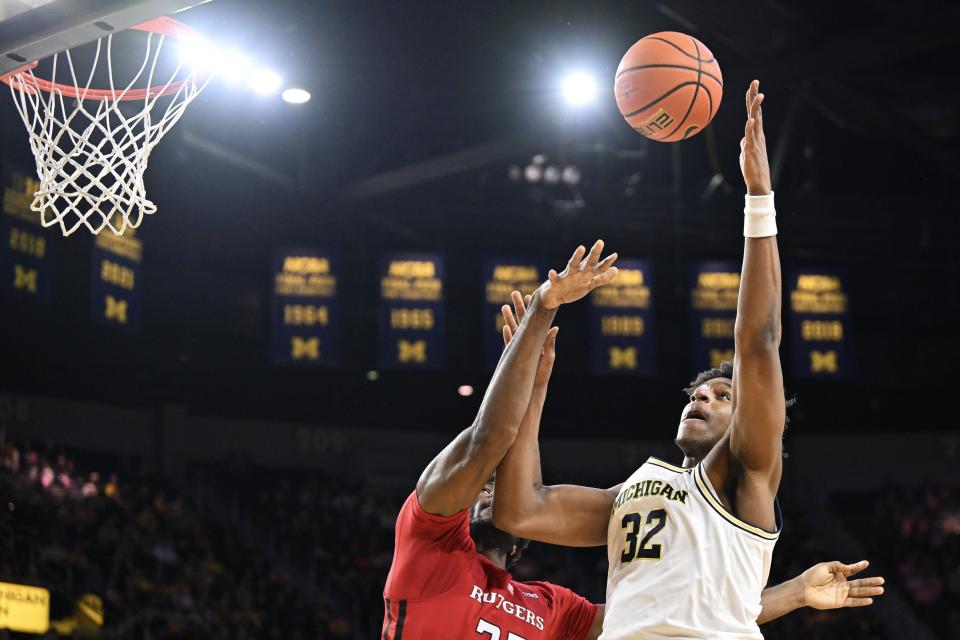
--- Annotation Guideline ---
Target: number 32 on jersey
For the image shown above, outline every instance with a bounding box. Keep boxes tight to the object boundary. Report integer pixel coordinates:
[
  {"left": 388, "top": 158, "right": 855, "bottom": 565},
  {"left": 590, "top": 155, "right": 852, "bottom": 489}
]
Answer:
[{"left": 620, "top": 509, "right": 667, "bottom": 563}]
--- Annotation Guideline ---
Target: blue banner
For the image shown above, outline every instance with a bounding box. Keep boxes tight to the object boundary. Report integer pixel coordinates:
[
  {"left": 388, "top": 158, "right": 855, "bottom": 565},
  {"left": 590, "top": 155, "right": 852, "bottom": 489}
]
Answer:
[
  {"left": 788, "top": 268, "right": 854, "bottom": 378},
  {"left": 689, "top": 261, "right": 739, "bottom": 372},
  {"left": 1, "top": 173, "right": 54, "bottom": 303},
  {"left": 590, "top": 259, "right": 655, "bottom": 375},
  {"left": 271, "top": 249, "right": 339, "bottom": 366},
  {"left": 482, "top": 258, "right": 544, "bottom": 369},
  {"left": 89, "top": 230, "right": 142, "bottom": 332},
  {"left": 379, "top": 253, "right": 445, "bottom": 369}
]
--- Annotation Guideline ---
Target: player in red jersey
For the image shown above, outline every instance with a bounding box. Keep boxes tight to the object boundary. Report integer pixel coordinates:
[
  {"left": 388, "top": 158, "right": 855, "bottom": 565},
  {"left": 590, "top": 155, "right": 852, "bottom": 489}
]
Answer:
[
  {"left": 383, "top": 240, "right": 619, "bottom": 640},
  {"left": 382, "top": 242, "right": 883, "bottom": 640}
]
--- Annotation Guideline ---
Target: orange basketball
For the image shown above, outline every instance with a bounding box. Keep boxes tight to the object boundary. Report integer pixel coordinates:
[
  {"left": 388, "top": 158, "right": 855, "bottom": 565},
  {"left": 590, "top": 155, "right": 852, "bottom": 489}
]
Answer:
[{"left": 615, "top": 32, "right": 723, "bottom": 142}]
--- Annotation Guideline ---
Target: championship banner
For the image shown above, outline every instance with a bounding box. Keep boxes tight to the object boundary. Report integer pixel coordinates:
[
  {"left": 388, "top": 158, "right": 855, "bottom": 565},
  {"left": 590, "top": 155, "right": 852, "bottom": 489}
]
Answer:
[
  {"left": 590, "top": 259, "right": 655, "bottom": 375},
  {"left": 690, "top": 261, "right": 739, "bottom": 372},
  {"left": 89, "top": 228, "right": 142, "bottom": 332},
  {"left": 270, "top": 249, "right": 339, "bottom": 366},
  {"left": 0, "top": 581, "right": 50, "bottom": 634},
  {"left": 1, "top": 173, "right": 54, "bottom": 302},
  {"left": 788, "top": 268, "right": 853, "bottom": 378},
  {"left": 482, "top": 258, "right": 543, "bottom": 369},
  {"left": 379, "top": 253, "right": 445, "bottom": 369}
]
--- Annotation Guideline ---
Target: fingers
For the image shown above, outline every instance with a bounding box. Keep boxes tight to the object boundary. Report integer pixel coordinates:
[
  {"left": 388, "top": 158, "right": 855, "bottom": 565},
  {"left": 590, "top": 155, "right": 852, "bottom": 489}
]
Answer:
[
  {"left": 839, "top": 560, "right": 869, "bottom": 577},
  {"left": 563, "top": 240, "right": 613, "bottom": 274},
  {"left": 511, "top": 290, "right": 526, "bottom": 322},
  {"left": 743, "top": 79, "right": 763, "bottom": 141},
  {"left": 746, "top": 95, "right": 762, "bottom": 139},
  {"left": 755, "top": 92, "right": 764, "bottom": 132},
  {"left": 848, "top": 581, "right": 885, "bottom": 598},
  {"left": 548, "top": 268, "right": 559, "bottom": 283},
  {"left": 752, "top": 93, "right": 764, "bottom": 138},
  {"left": 501, "top": 303, "right": 519, "bottom": 336},
  {"left": 583, "top": 239, "right": 605, "bottom": 271},
  {"left": 567, "top": 245, "right": 586, "bottom": 271},
  {"left": 543, "top": 326, "right": 559, "bottom": 357},
  {"left": 502, "top": 291, "right": 536, "bottom": 346},
  {"left": 844, "top": 598, "right": 875, "bottom": 608},
  {"left": 597, "top": 252, "right": 619, "bottom": 272},
  {"left": 745, "top": 79, "right": 758, "bottom": 115},
  {"left": 590, "top": 266, "right": 619, "bottom": 289},
  {"left": 853, "top": 576, "right": 885, "bottom": 588}
]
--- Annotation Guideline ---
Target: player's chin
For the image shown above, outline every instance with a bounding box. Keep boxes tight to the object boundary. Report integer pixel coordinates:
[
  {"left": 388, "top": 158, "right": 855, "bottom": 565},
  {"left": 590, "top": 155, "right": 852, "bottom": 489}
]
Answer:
[
  {"left": 470, "top": 501, "right": 493, "bottom": 521},
  {"left": 675, "top": 421, "right": 720, "bottom": 455},
  {"left": 676, "top": 419, "right": 712, "bottom": 442}
]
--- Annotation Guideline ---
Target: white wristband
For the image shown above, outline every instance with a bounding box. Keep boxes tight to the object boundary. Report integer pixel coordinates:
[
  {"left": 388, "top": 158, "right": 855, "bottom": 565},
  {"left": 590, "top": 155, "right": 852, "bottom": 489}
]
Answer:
[{"left": 744, "top": 191, "right": 777, "bottom": 238}]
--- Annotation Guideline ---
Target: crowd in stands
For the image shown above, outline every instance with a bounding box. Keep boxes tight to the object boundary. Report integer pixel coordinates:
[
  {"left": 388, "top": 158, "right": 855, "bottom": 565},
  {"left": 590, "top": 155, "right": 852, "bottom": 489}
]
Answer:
[
  {"left": 0, "top": 439, "right": 920, "bottom": 639},
  {"left": 760, "top": 500, "right": 889, "bottom": 640},
  {"left": 838, "top": 482, "right": 960, "bottom": 639},
  {"left": 1, "top": 444, "right": 339, "bottom": 638}
]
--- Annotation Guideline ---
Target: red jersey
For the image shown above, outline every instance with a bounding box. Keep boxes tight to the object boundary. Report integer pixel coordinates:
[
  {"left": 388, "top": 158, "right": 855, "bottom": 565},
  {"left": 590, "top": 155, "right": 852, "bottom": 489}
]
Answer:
[{"left": 382, "top": 491, "right": 599, "bottom": 640}]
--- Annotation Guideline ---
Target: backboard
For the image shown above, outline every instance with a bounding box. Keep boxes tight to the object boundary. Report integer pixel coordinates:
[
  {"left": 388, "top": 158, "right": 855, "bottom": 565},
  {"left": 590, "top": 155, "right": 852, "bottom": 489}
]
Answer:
[{"left": 0, "top": 0, "right": 209, "bottom": 76}]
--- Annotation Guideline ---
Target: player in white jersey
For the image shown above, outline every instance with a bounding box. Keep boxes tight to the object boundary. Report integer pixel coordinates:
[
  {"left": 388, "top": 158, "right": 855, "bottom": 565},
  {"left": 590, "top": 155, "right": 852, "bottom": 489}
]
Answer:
[
  {"left": 491, "top": 81, "right": 883, "bottom": 638},
  {"left": 492, "top": 293, "right": 883, "bottom": 639}
]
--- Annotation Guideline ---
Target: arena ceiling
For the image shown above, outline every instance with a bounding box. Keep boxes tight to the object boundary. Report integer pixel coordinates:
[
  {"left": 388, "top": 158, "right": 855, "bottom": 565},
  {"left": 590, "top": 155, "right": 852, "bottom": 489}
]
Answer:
[{"left": 1, "top": 0, "right": 956, "bottom": 437}]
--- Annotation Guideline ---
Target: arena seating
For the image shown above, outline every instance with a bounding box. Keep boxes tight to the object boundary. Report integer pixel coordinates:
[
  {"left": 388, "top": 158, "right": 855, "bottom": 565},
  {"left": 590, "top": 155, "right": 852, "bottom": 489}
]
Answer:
[
  {"left": 0, "top": 441, "right": 903, "bottom": 639},
  {"left": 834, "top": 484, "right": 960, "bottom": 640}
]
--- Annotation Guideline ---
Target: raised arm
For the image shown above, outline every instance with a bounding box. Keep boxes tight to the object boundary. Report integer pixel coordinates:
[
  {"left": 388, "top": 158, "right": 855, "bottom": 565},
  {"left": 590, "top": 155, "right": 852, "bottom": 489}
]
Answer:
[
  {"left": 492, "top": 291, "right": 619, "bottom": 547},
  {"left": 417, "top": 242, "right": 618, "bottom": 516},
  {"left": 706, "top": 80, "right": 785, "bottom": 530}
]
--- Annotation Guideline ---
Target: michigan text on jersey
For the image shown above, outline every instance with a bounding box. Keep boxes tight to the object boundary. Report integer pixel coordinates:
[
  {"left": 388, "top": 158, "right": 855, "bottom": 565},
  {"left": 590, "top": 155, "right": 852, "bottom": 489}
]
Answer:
[{"left": 612, "top": 479, "right": 689, "bottom": 511}]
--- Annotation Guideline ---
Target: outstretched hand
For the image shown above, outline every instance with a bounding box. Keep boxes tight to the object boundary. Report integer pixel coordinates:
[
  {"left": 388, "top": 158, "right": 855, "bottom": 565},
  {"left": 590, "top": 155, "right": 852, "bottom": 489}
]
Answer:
[
  {"left": 800, "top": 560, "right": 885, "bottom": 610},
  {"left": 740, "top": 79, "right": 771, "bottom": 195},
  {"left": 540, "top": 240, "right": 618, "bottom": 310},
  {"left": 502, "top": 291, "right": 558, "bottom": 388}
]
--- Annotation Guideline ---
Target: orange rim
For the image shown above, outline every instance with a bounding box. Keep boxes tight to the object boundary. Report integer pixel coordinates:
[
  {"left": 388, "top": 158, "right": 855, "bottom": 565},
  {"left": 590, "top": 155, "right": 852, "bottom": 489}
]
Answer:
[{"left": 0, "top": 16, "right": 207, "bottom": 101}]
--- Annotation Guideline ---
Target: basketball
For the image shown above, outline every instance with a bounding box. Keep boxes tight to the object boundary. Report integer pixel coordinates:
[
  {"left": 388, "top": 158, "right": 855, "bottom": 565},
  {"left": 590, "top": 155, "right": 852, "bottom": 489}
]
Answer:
[{"left": 615, "top": 31, "right": 723, "bottom": 142}]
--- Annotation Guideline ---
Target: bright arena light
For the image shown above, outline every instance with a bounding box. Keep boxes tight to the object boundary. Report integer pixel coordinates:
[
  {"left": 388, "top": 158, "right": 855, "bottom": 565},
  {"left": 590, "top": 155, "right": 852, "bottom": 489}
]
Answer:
[
  {"left": 544, "top": 165, "right": 561, "bottom": 184},
  {"left": 179, "top": 37, "right": 216, "bottom": 70},
  {"left": 458, "top": 385, "right": 474, "bottom": 397},
  {"left": 215, "top": 50, "right": 253, "bottom": 83},
  {"left": 523, "top": 164, "right": 542, "bottom": 183},
  {"left": 249, "top": 68, "right": 283, "bottom": 95},
  {"left": 282, "top": 88, "right": 312, "bottom": 104},
  {"left": 561, "top": 72, "right": 597, "bottom": 106}
]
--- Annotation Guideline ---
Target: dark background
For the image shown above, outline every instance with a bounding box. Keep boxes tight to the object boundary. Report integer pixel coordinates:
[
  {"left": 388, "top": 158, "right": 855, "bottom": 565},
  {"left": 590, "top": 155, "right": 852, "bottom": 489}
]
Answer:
[
  {"left": 2, "top": 2, "right": 959, "bottom": 638},
  {"left": 2, "top": 0, "right": 959, "bottom": 437}
]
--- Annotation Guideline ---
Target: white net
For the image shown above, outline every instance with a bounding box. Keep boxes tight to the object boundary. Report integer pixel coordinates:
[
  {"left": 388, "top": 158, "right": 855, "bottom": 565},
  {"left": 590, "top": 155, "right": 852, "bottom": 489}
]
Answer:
[{"left": 4, "top": 25, "right": 211, "bottom": 236}]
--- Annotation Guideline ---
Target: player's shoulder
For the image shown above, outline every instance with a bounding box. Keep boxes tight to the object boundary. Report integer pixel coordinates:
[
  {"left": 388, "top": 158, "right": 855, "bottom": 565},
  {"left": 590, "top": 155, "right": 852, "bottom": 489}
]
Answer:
[
  {"left": 392, "top": 489, "right": 474, "bottom": 555},
  {"left": 395, "top": 489, "right": 469, "bottom": 530},
  {"left": 385, "top": 491, "right": 479, "bottom": 600}
]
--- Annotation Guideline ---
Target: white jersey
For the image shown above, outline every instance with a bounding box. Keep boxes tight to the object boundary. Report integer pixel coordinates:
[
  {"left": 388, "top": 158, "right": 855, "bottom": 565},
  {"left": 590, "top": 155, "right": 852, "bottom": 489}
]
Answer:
[{"left": 600, "top": 457, "right": 780, "bottom": 640}]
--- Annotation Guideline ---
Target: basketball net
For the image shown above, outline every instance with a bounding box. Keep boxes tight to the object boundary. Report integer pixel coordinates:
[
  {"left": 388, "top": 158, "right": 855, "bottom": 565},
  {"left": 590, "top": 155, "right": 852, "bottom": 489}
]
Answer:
[{"left": 2, "top": 20, "right": 211, "bottom": 236}]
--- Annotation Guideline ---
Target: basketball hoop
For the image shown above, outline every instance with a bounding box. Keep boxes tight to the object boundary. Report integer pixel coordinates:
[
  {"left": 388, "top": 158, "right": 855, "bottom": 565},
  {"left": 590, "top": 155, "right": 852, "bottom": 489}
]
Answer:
[{"left": 0, "top": 17, "right": 212, "bottom": 236}]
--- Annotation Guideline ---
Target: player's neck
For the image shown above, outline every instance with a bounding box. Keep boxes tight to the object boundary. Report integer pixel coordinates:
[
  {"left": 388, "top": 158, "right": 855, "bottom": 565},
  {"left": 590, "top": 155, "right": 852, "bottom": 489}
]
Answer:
[
  {"left": 480, "top": 549, "right": 509, "bottom": 570},
  {"left": 681, "top": 454, "right": 700, "bottom": 469}
]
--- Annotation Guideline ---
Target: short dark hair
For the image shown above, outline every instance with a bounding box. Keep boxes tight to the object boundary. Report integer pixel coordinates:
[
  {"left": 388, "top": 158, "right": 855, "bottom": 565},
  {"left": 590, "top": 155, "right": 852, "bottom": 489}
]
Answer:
[
  {"left": 683, "top": 359, "right": 795, "bottom": 428},
  {"left": 683, "top": 360, "right": 734, "bottom": 397}
]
